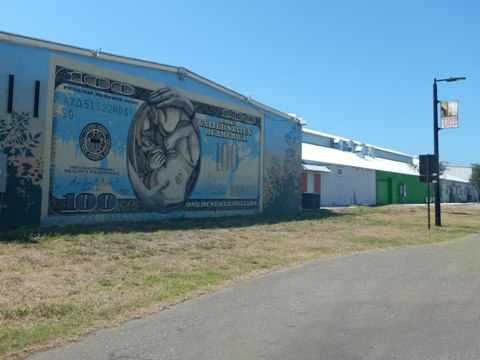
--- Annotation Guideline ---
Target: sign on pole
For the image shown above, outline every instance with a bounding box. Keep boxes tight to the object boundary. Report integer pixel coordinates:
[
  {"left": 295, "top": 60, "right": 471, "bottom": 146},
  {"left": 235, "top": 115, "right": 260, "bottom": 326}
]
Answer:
[
  {"left": 419, "top": 154, "right": 438, "bottom": 183},
  {"left": 440, "top": 100, "right": 459, "bottom": 129},
  {"left": 419, "top": 153, "right": 437, "bottom": 230}
]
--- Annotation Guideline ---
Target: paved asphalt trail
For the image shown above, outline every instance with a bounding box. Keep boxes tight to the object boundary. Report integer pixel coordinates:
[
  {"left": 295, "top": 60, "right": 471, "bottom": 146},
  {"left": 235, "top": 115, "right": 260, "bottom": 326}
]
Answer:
[{"left": 29, "top": 235, "right": 480, "bottom": 360}]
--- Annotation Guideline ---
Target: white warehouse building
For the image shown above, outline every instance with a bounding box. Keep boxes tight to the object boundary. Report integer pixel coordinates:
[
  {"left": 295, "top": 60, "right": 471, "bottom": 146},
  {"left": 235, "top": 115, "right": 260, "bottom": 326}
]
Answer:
[{"left": 301, "top": 128, "right": 478, "bottom": 208}]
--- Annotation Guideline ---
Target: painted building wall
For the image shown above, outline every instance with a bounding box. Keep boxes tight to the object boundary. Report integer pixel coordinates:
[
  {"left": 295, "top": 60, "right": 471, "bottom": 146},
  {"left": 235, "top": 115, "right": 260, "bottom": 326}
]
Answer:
[
  {"left": 442, "top": 166, "right": 479, "bottom": 202},
  {"left": 302, "top": 172, "right": 321, "bottom": 194},
  {"left": 263, "top": 117, "right": 302, "bottom": 213},
  {"left": 0, "top": 34, "right": 302, "bottom": 226},
  {"left": 442, "top": 179, "right": 475, "bottom": 203},
  {"left": 376, "top": 171, "right": 428, "bottom": 205},
  {"left": 301, "top": 171, "right": 321, "bottom": 209},
  {"left": 321, "top": 165, "right": 376, "bottom": 206},
  {"left": 444, "top": 165, "right": 473, "bottom": 182},
  {"left": 0, "top": 41, "right": 47, "bottom": 225}
]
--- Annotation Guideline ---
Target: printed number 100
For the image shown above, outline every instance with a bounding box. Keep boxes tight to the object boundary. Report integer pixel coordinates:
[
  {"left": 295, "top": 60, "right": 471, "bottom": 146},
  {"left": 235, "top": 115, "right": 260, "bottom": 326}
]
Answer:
[
  {"left": 216, "top": 142, "right": 239, "bottom": 172},
  {"left": 63, "top": 192, "right": 117, "bottom": 212}
]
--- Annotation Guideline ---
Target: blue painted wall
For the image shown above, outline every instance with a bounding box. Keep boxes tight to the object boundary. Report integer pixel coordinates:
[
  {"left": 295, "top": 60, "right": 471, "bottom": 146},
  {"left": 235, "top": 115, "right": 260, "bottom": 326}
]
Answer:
[{"left": 0, "top": 35, "right": 302, "bottom": 226}]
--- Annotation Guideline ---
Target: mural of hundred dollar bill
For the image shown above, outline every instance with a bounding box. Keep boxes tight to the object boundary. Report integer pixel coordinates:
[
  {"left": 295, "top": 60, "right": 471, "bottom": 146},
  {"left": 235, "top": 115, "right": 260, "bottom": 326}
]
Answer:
[{"left": 48, "top": 59, "right": 262, "bottom": 219}]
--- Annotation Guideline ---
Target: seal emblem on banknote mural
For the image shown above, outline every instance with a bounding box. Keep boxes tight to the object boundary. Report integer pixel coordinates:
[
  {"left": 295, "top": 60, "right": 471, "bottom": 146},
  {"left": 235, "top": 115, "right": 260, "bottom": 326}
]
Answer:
[
  {"left": 79, "top": 122, "right": 111, "bottom": 161},
  {"left": 127, "top": 87, "right": 201, "bottom": 212}
]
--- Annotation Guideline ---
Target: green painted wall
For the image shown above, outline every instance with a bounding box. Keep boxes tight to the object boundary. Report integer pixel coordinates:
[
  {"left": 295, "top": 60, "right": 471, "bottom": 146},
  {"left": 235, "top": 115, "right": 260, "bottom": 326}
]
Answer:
[{"left": 376, "top": 171, "right": 429, "bottom": 205}]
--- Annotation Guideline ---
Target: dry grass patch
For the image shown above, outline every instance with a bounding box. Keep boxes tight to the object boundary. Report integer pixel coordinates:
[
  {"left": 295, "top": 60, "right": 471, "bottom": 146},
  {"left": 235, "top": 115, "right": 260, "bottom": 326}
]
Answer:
[{"left": 1, "top": 204, "right": 480, "bottom": 359}]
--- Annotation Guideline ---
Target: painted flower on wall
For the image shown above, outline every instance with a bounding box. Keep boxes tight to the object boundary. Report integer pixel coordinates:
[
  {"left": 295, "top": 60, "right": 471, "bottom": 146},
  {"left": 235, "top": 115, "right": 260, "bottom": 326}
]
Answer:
[
  {"left": 0, "top": 111, "right": 43, "bottom": 186},
  {"left": 264, "top": 125, "right": 302, "bottom": 211}
]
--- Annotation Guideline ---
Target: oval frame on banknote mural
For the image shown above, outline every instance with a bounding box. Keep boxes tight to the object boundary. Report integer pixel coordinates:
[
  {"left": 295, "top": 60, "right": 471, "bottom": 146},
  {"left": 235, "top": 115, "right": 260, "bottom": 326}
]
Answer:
[
  {"left": 127, "top": 101, "right": 201, "bottom": 212},
  {"left": 79, "top": 122, "right": 112, "bottom": 161}
]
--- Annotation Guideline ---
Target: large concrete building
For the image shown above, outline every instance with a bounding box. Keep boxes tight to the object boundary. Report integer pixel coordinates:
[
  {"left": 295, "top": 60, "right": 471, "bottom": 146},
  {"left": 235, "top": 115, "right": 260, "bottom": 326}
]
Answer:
[{"left": 0, "top": 32, "right": 303, "bottom": 227}]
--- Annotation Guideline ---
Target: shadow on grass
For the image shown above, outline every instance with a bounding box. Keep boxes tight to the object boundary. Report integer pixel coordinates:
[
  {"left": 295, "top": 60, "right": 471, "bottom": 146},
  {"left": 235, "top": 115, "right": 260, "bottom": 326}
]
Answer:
[{"left": 0, "top": 208, "right": 346, "bottom": 243}]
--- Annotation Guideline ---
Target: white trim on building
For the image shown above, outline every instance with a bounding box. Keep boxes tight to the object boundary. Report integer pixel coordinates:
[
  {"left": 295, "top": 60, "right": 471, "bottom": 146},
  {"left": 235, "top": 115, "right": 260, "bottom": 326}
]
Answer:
[{"left": 302, "top": 143, "right": 417, "bottom": 175}]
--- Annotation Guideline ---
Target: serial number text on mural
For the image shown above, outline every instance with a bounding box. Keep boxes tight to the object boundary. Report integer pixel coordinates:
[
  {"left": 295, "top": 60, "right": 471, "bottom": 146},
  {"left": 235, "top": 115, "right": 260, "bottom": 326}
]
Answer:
[{"left": 60, "top": 85, "right": 138, "bottom": 119}]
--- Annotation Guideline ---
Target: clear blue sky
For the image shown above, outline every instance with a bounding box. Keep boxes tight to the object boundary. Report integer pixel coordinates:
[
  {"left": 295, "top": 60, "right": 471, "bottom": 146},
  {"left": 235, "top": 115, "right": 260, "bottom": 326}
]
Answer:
[{"left": 2, "top": 0, "right": 479, "bottom": 165}]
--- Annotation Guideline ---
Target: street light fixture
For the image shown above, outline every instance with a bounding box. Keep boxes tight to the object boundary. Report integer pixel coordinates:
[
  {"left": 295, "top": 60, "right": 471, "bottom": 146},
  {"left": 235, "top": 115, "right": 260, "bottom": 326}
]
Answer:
[{"left": 433, "top": 76, "right": 466, "bottom": 226}]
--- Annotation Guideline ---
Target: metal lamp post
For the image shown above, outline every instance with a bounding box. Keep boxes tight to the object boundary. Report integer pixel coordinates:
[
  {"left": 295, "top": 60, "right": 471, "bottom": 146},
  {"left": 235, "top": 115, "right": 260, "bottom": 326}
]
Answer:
[{"left": 433, "top": 76, "right": 466, "bottom": 226}]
